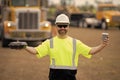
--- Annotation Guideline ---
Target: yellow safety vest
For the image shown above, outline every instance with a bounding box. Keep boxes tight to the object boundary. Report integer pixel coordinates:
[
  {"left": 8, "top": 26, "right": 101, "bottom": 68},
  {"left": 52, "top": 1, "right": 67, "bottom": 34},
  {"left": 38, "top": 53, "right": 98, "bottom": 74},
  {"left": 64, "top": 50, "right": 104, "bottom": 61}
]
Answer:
[
  {"left": 49, "top": 38, "right": 77, "bottom": 70},
  {"left": 35, "top": 36, "right": 91, "bottom": 70}
]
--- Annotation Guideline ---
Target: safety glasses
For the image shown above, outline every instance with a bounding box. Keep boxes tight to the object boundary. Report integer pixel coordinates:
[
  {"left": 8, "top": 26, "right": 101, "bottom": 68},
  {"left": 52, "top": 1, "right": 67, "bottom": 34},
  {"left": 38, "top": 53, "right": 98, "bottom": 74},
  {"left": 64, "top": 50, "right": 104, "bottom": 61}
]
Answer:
[{"left": 57, "top": 25, "right": 68, "bottom": 28}]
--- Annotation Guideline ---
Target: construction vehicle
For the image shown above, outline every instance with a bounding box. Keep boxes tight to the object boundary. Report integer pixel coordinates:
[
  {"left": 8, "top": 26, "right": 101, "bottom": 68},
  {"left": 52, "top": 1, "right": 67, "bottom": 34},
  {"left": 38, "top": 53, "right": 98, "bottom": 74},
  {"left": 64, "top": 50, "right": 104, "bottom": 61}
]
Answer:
[
  {"left": 96, "top": 3, "right": 120, "bottom": 29},
  {"left": 56, "top": 0, "right": 82, "bottom": 27},
  {"left": 0, "top": 0, "right": 52, "bottom": 47}
]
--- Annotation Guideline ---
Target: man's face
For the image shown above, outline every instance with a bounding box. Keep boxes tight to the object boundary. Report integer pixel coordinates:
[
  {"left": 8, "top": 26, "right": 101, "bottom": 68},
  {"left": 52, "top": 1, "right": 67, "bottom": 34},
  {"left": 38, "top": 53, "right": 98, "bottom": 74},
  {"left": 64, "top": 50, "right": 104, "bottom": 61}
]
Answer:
[{"left": 56, "top": 23, "right": 69, "bottom": 36}]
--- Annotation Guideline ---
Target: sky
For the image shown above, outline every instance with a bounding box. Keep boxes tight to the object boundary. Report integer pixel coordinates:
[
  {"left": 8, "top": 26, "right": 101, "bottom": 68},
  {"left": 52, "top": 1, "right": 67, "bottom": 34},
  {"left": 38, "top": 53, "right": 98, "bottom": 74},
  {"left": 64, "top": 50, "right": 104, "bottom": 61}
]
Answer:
[{"left": 49, "top": 0, "right": 120, "bottom": 6}]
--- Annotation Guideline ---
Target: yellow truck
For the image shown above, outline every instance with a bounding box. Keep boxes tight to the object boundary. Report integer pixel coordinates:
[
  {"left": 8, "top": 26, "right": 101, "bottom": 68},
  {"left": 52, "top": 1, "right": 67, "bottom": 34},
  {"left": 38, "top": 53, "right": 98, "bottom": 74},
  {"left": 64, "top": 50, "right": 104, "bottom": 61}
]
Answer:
[
  {"left": 96, "top": 3, "right": 120, "bottom": 30},
  {"left": 0, "top": 0, "right": 52, "bottom": 47}
]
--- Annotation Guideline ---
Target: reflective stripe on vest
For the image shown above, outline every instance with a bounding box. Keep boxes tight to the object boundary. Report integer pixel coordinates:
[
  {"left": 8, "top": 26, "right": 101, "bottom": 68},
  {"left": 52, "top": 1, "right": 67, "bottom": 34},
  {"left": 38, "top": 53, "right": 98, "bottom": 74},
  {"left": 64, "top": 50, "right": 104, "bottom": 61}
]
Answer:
[
  {"left": 49, "top": 38, "right": 77, "bottom": 70},
  {"left": 50, "top": 38, "right": 53, "bottom": 48}
]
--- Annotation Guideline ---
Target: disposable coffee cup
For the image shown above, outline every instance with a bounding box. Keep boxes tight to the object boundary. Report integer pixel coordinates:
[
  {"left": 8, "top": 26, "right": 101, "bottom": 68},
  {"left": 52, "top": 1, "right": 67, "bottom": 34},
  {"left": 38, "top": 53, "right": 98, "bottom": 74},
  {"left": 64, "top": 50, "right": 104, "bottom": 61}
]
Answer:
[{"left": 102, "top": 33, "right": 109, "bottom": 40}]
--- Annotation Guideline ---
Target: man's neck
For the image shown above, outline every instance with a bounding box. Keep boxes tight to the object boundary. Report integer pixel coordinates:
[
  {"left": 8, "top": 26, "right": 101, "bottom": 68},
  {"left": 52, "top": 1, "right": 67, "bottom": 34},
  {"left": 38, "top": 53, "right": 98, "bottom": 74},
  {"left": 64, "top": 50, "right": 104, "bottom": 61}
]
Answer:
[{"left": 57, "top": 34, "right": 68, "bottom": 39}]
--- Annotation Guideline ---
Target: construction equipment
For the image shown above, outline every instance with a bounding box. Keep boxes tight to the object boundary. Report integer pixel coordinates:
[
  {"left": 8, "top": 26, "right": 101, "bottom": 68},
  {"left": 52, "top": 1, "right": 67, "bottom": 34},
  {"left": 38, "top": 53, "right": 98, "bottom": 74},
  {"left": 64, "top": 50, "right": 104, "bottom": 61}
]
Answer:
[
  {"left": 0, "top": 0, "right": 52, "bottom": 47},
  {"left": 56, "top": 0, "right": 81, "bottom": 27},
  {"left": 96, "top": 3, "right": 120, "bottom": 29}
]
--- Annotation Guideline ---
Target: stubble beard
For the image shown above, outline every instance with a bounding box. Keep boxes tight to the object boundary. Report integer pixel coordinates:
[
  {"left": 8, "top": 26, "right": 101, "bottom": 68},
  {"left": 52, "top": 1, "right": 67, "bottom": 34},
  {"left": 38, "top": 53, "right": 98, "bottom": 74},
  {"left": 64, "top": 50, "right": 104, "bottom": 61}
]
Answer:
[{"left": 58, "top": 29, "right": 67, "bottom": 36}]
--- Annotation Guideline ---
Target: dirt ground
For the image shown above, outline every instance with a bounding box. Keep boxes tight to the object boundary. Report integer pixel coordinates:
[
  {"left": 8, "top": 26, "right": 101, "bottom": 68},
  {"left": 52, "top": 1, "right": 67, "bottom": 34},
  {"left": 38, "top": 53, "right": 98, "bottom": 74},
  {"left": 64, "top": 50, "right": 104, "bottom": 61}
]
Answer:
[{"left": 0, "top": 27, "right": 120, "bottom": 80}]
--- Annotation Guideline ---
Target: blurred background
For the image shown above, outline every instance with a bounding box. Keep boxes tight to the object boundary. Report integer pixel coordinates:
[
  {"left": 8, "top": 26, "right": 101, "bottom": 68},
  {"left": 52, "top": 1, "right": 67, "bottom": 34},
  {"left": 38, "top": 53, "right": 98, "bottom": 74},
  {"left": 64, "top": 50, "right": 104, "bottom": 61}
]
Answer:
[{"left": 0, "top": 0, "right": 120, "bottom": 80}]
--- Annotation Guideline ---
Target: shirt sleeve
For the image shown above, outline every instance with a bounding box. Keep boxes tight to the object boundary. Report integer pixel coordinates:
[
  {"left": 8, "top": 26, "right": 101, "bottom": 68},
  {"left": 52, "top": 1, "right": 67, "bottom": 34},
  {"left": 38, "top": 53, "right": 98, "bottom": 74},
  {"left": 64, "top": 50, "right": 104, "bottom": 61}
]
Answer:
[
  {"left": 76, "top": 40, "right": 92, "bottom": 58},
  {"left": 35, "top": 40, "right": 50, "bottom": 58}
]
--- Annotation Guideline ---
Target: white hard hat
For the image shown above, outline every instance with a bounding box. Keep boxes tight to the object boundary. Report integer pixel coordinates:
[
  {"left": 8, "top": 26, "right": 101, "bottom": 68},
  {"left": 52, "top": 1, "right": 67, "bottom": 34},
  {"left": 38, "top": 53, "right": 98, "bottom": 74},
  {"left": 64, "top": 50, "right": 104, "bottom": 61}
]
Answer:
[{"left": 55, "top": 14, "right": 70, "bottom": 24}]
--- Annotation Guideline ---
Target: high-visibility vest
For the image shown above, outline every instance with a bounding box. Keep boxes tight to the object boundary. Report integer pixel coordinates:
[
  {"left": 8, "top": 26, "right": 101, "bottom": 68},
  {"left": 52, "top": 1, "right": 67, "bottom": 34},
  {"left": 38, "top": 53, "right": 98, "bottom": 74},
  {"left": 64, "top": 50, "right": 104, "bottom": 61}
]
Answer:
[{"left": 49, "top": 38, "right": 77, "bottom": 70}]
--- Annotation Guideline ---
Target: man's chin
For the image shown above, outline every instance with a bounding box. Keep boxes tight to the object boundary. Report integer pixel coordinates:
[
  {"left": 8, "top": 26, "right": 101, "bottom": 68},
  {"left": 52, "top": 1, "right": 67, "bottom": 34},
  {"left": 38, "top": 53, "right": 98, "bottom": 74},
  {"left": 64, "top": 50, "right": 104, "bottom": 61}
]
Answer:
[{"left": 58, "top": 30, "right": 67, "bottom": 35}]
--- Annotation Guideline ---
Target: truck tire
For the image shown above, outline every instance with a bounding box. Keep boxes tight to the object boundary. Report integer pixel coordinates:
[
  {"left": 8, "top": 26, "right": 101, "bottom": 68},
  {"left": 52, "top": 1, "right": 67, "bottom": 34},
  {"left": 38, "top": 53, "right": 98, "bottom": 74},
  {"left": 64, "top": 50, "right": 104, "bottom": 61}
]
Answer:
[
  {"left": 0, "top": 25, "right": 2, "bottom": 40},
  {"left": 101, "top": 21, "right": 108, "bottom": 30},
  {"left": 2, "top": 38, "right": 10, "bottom": 47},
  {"left": 1, "top": 26, "right": 11, "bottom": 47},
  {"left": 118, "top": 26, "right": 120, "bottom": 30}
]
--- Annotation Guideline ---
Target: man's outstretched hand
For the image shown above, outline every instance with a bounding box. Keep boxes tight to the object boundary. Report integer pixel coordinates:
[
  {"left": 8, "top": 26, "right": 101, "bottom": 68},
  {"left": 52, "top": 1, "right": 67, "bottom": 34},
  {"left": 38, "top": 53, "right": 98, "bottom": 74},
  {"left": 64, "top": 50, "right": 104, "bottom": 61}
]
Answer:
[{"left": 9, "top": 41, "right": 28, "bottom": 49}]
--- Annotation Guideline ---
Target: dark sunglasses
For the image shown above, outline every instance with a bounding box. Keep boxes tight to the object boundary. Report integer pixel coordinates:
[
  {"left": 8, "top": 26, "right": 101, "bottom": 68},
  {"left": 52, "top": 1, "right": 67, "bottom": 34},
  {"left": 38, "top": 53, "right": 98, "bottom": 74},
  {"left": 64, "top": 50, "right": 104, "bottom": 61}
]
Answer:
[{"left": 57, "top": 25, "right": 68, "bottom": 28}]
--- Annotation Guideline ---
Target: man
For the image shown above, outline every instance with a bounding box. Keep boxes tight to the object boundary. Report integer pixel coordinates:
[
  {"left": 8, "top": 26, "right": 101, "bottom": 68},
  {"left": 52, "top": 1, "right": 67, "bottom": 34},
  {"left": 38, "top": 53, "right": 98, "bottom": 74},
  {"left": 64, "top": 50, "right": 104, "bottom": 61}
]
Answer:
[{"left": 10, "top": 14, "right": 109, "bottom": 80}]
